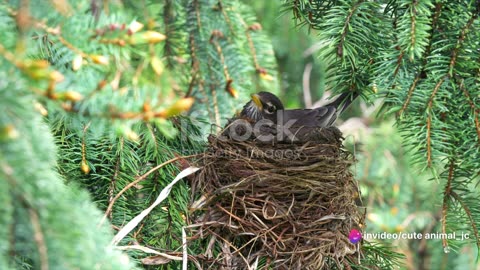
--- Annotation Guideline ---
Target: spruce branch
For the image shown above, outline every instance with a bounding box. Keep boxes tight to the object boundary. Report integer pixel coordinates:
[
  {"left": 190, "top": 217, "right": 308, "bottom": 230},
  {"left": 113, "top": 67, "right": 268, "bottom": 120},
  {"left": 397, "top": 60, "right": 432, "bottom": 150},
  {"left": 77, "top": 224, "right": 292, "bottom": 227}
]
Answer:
[
  {"left": 337, "top": 1, "right": 364, "bottom": 58},
  {"left": 215, "top": 0, "right": 236, "bottom": 37},
  {"left": 209, "top": 30, "right": 237, "bottom": 98},
  {"left": 409, "top": 1, "right": 418, "bottom": 59},
  {"left": 28, "top": 208, "right": 48, "bottom": 270},
  {"left": 109, "top": 154, "right": 122, "bottom": 220},
  {"left": 398, "top": 2, "right": 442, "bottom": 115},
  {"left": 99, "top": 154, "right": 200, "bottom": 227},
  {"left": 441, "top": 160, "right": 455, "bottom": 251},
  {"left": 399, "top": 76, "right": 420, "bottom": 116},
  {"left": 460, "top": 80, "right": 480, "bottom": 144},
  {"left": 424, "top": 5, "right": 478, "bottom": 166},
  {"left": 193, "top": 0, "right": 202, "bottom": 30},
  {"left": 450, "top": 191, "right": 480, "bottom": 251}
]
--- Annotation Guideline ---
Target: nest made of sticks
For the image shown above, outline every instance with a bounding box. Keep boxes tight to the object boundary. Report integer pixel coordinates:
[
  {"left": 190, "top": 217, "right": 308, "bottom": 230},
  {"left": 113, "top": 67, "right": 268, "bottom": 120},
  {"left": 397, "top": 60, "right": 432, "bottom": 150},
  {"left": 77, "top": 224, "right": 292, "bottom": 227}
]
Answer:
[{"left": 189, "top": 127, "right": 364, "bottom": 269}]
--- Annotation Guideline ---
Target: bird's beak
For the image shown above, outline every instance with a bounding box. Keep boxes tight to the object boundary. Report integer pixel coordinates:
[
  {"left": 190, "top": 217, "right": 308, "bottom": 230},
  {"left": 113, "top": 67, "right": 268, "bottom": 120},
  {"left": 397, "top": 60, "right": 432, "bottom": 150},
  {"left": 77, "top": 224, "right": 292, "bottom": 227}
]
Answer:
[{"left": 250, "top": 94, "right": 263, "bottom": 110}]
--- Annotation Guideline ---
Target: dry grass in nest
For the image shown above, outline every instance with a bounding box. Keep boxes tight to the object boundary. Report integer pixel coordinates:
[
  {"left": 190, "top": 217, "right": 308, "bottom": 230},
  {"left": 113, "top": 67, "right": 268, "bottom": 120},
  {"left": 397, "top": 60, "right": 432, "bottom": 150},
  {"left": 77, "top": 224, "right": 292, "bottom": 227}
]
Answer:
[{"left": 188, "top": 127, "right": 364, "bottom": 269}]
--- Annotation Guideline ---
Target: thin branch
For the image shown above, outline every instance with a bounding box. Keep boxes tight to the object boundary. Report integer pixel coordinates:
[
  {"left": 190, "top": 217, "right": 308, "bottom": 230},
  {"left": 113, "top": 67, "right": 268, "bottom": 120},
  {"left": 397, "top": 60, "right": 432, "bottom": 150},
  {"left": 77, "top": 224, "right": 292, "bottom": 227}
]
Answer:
[
  {"left": 426, "top": 111, "right": 432, "bottom": 167},
  {"left": 392, "top": 50, "right": 404, "bottom": 79},
  {"left": 29, "top": 208, "right": 49, "bottom": 270},
  {"left": 425, "top": 8, "right": 477, "bottom": 165},
  {"left": 450, "top": 191, "right": 480, "bottom": 250},
  {"left": 337, "top": 1, "right": 364, "bottom": 57},
  {"left": 409, "top": 0, "right": 418, "bottom": 60},
  {"left": 108, "top": 153, "right": 121, "bottom": 220},
  {"left": 210, "top": 30, "right": 231, "bottom": 82},
  {"left": 217, "top": 1, "right": 235, "bottom": 37},
  {"left": 459, "top": 80, "right": 480, "bottom": 144},
  {"left": 194, "top": 0, "right": 201, "bottom": 30},
  {"left": 245, "top": 24, "right": 260, "bottom": 70},
  {"left": 447, "top": 9, "right": 478, "bottom": 77},
  {"left": 397, "top": 3, "right": 442, "bottom": 115},
  {"left": 398, "top": 75, "right": 420, "bottom": 116},
  {"left": 441, "top": 160, "right": 455, "bottom": 251}
]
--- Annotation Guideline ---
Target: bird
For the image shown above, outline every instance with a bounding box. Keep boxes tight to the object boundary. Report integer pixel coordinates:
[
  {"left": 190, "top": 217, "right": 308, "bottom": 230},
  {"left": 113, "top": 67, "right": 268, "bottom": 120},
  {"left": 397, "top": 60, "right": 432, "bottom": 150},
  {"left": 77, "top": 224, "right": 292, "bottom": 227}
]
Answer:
[
  {"left": 224, "top": 91, "right": 359, "bottom": 143},
  {"left": 240, "top": 91, "right": 359, "bottom": 128},
  {"left": 239, "top": 92, "right": 285, "bottom": 124}
]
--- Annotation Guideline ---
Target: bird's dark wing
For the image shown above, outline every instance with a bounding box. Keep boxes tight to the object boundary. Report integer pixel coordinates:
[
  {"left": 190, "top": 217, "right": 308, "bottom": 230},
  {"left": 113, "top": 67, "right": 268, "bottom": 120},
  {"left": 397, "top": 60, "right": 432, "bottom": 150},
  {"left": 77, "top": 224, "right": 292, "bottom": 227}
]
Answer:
[
  {"left": 280, "top": 91, "right": 359, "bottom": 128},
  {"left": 280, "top": 107, "right": 336, "bottom": 128}
]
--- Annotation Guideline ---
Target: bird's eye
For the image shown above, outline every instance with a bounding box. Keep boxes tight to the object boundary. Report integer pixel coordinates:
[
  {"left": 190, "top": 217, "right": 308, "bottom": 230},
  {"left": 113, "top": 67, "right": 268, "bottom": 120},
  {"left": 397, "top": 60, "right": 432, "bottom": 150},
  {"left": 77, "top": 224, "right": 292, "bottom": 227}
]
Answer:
[{"left": 265, "top": 105, "right": 276, "bottom": 114}]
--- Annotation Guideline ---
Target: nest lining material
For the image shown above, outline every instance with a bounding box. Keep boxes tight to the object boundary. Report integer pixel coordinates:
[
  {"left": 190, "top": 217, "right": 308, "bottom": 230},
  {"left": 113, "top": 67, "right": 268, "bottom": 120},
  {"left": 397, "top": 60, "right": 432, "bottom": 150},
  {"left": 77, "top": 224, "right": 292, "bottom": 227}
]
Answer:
[{"left": 189, "top": 127, "right": 364, "bottom": 269}]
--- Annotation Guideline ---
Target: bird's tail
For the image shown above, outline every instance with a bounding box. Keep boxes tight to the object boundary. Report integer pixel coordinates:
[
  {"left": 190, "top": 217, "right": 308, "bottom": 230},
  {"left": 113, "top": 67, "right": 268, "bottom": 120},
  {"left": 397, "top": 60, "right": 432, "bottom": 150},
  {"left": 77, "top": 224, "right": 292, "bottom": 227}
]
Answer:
[{"left": 326, "top": 91, "right": 360, "bottom": 115}]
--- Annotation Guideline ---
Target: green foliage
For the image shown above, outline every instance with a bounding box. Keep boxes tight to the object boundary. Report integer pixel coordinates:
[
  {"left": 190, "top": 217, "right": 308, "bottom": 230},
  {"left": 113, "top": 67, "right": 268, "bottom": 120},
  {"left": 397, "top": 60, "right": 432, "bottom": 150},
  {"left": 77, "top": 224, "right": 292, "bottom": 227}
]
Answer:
[
  {"left": 186, "top": 0, "right": 279, "bottom": 133},
  {"left": 0, "top": 80, "right": 137, "bottom": 269},
  {"left": 3, "top": 0, "right": 478, "bottom": 269},
  {"left": 246, "top": 0, "right": 329, "bottom": 107},
  {"left": 350, "top": 241, "right": 405, "bottom": 269},
  {"left": 1, "top": 0, "right": 280, "bottom": 269},
  {"left": 284, "top": 0, "right": 480, "bottom": 261}
]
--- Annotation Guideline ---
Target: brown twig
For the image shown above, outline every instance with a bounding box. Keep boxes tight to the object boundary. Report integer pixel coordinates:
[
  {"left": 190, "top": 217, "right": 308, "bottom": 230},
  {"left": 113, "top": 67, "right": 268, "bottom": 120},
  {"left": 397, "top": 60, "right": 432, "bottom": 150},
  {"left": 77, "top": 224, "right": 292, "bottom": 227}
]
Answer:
[
  {"left": 194, "top": 0, "right": 202, "bottom": 30},
  {"left": 460, "top": 80, "right": 480, "bottom": 144},
  {"left": 441, "top": 159, "right": 455, "bottom": 251},
  {"left": 397, "top": 3, "right": 442, "bottom": 115},
  {"left": 216, "top": 1, "right": 235, "bottom": 36},
  {"left": 450, "top": 191, "right": 480, "bottom": 249},
  {"left": 337, "top": 1, "right": 364, "bottom": 57},
  {"left": 210, "top": 30, "right": 231, "bottom": 83},
  {"left": 29, "top": 208, "right": 49, "bottom": 270},
  {"left": 399, "top": 76, "right": 420, "bottom": 116},
  {"left": 409, "top": 0, "right": 418, "bottom": 60},
  {"left": 108, "top": 148, "right": 122, "bottom": 220}
]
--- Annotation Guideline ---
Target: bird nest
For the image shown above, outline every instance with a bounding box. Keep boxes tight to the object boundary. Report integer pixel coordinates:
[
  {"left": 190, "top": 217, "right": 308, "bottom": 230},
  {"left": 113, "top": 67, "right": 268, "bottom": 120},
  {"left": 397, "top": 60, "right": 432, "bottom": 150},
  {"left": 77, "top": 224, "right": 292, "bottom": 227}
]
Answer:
[{"left": 188, "top": 127, "right": 364, "bottom": 269}]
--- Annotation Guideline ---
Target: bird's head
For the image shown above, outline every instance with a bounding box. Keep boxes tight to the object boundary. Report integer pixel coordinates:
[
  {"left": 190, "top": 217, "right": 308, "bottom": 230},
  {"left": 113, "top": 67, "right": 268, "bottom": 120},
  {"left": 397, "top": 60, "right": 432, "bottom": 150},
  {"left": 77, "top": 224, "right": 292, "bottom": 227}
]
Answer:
[{"left": 240, "top": 92, "right": 284, "bottom": 122}]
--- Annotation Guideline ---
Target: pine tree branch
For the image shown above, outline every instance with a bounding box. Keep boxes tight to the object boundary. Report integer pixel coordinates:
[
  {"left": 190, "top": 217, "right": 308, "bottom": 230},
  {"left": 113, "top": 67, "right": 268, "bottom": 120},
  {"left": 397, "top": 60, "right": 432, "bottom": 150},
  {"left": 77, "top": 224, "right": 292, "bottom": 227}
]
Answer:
[
  {"left": 29, "top": 208, "right": 49, "bottom": 270},
  {"left": 426, "top": 77, "right": 445, "bottom": 166},
  {"left": 450, "top": 191, "right": 480, "bottom": 250},
  {"left": 28, "top": 208, "right": 50, "bottom": 270},
  {"left": 392, "top": 49, "right": 404, "bottom": 80},
  {"left": 425, "top": 7, "right": 477, "bottom": 166},
  {"left": 447, "top": 8, "right": 478, "bottom": 77},
  {"left": 108, "top": 152, "right": 122, "bottom": 220},
  {"left": 5, "top": 168, "right": 49, "bottom": 270},
  {"left": 186, "top": 34, "right": 200, "bottom": 98},
  {"left": 193, "top": 0, "right": 202, "bottom": 30},
  {"left": 460, "top": 81, "right": 480, "bottom": 144},
  {"left": 441, "top": 159, "right": 455, "bottom": 251},
  {"left": 337, "top": 1, "right": 364, "bottom": 58},
  {"left": 210, "top": 30, "right": 231, "bottom": 83},
  {"left": 398, "top": 3, "right": 442, "bottom": 115},
  {"left": 409, "top": 1, "right": 419, "bottom": 59},
  {"left": 210, "top": 83, "right": 221, "bottom": 133},
  {"left": 245, "top": 25, "right": 260, "bottom": 71},
  {"left": 399, "top": 75, "right": 420, "bottom": 116},
  {"left": 99, "top": 154, "right": 200, "bottom": 227},
  {"left": 216, "top": 1, "right": 236, "bottom": 37}
]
